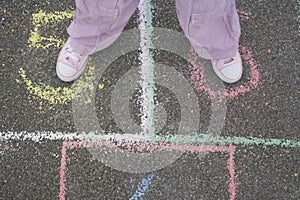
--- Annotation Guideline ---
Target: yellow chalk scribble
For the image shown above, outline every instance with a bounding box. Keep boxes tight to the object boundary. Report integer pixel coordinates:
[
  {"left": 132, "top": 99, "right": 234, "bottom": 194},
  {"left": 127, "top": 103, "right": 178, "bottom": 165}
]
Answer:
[
  {"left": 98, "top": 83, "right": 105, "bottom": 90},
  {"left": 19, "top": 67, "right": 72, "bottom": 105},
  {"left": 72, "top": 61, "right": 97, "bottom": 105},
  {"left": 18, "top": 62, "right": 103, "bottom": 105},
  {"left": 23, "top": 10, "right": 106, "bottom": 106},
  {"left": 28, "top": 10, "right": 73, "bottom": 49}
]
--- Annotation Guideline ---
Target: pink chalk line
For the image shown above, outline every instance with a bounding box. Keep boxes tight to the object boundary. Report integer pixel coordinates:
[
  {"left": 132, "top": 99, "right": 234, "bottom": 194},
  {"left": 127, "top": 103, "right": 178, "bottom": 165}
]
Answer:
[
  {"left": 59, "top": 142, "right": 67, "bottom": 200},
  {"left": 227, "top": 144, "right": 238, "bottom": 200},
  {"left": 237, "top": 9, "right": 252, "bottom": 20},
  {"left": 59, "top": 141, "right": 237, "bottom": 200},
  {"left": 188, "top": 46, "right": 260, "bottom": 99}
]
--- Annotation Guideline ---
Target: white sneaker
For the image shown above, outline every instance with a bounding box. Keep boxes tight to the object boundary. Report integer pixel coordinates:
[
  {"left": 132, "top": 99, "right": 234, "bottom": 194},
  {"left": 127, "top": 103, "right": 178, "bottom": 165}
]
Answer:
[
  {"left": 211, "top": 52, "right": 243, "bottom": 83},
  {"left": 56, "top": 38, "right": 88, "bottom": 82}
]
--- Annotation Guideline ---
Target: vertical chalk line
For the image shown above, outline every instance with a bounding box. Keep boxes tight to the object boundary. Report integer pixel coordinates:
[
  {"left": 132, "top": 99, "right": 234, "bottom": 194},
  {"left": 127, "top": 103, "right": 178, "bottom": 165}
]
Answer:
[
  {"left": 227, "top": 144, "right": 237, "bottom": 200},
  {"left": 59, "top": 142, "right": 68, "bottom": 200},
  {"left": 138, "top": 0, "right": 155, "bottom": 136}
]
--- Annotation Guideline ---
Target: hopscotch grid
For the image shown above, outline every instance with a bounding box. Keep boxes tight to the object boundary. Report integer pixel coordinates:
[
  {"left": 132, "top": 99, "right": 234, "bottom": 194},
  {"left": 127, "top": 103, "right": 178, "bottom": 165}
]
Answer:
[
  {"left": 2, "top": 131, "right": 298, "bottom": 200},
  {"left": 11, "top": 4, "right": 295, "bottom": 200},
  {"left": 59, "top": 141, "right": 237, "bottom": 200}
]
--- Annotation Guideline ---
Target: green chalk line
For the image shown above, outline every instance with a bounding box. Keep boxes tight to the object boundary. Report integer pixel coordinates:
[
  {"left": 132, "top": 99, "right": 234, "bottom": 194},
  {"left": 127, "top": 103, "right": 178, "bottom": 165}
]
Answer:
[{"left": 150, "top": 134, "right": 300, "bottom": 148}]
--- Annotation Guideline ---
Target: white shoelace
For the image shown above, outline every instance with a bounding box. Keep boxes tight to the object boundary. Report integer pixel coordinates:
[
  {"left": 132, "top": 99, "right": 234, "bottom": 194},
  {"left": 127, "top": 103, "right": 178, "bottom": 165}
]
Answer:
[
  {"left": 64, "top": 47, "right": 81, "bottom": 67},
  {"left": 215, "top": 57, "right": 236, "bottom": 70}
]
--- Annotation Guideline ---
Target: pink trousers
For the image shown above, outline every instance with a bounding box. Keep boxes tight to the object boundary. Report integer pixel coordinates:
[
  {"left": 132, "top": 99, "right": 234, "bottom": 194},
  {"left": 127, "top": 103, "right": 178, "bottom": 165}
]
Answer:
[{"left": 67, "top": 0, "right": 241, "bottom": 59}]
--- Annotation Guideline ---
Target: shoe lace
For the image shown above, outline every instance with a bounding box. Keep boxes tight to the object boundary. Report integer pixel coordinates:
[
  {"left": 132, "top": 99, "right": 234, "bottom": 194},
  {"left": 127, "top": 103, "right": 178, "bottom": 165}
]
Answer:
[
  {"left": 64, "top": 47, "right": 82, "bottom": 68},
  {"left": 215, "top": 57, "right": 235, "bottom": 70}
]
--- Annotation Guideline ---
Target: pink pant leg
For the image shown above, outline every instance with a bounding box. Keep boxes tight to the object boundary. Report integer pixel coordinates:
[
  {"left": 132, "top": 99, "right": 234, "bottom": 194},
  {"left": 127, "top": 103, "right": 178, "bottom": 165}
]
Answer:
[
  {"left": 67, "top": 0, "right": 140, "bottom": 55},
  {"left": 176, "top": 0, "right": 241, "bottom": 59}
]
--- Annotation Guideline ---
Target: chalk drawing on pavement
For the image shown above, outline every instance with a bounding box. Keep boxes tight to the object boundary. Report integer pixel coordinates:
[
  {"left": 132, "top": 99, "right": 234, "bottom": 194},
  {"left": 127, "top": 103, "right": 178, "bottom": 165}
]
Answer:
[{"left": 59, "top": 141, "right": 237, "bottom": 200}]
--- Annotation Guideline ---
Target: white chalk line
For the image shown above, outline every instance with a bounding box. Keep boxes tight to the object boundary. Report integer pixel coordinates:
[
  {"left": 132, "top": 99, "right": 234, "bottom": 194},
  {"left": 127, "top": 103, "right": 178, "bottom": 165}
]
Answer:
[
  {"left": 0, "top": 131, "right": 150, "bottom": 143},
  {"left": 2, "top": 131, "right": 299, "bottom": 148},
  {"left": 138, "top": 0, "right": 155, "bottom": 136}
]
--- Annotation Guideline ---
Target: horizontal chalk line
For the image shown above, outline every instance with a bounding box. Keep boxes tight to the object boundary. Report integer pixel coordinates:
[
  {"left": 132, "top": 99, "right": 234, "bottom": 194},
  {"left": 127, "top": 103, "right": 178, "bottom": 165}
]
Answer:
[{"left": 0, "top": 131, "right": 299, "bottom": 148}]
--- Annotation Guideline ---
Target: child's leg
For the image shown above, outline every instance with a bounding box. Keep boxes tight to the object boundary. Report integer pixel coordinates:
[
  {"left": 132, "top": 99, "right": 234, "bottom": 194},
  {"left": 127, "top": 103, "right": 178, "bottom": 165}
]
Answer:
[
  {"left": 57, "top": 0, "right": 139, "bottom": 82},
  {"left": 176, "top": 0, "right": 242, "bottom": 83},
  {"left": 67, "top": 0, "right": 140, "bottom": 55},
  {"left": 175, "top": 0, "right": 241, "bottom": 60}
]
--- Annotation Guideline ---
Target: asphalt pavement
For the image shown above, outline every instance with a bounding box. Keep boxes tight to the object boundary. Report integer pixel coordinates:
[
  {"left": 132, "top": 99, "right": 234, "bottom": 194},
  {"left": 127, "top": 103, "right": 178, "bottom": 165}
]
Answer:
[{"left": 0, "top": 0, "right": 299, "bottom": 199}]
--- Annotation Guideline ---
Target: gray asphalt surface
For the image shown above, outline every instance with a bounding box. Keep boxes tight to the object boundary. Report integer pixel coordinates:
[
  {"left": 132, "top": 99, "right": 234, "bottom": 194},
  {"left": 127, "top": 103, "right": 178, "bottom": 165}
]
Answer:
[{"left": 0, "top": 0, "right": 299, "bottom": 199}]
